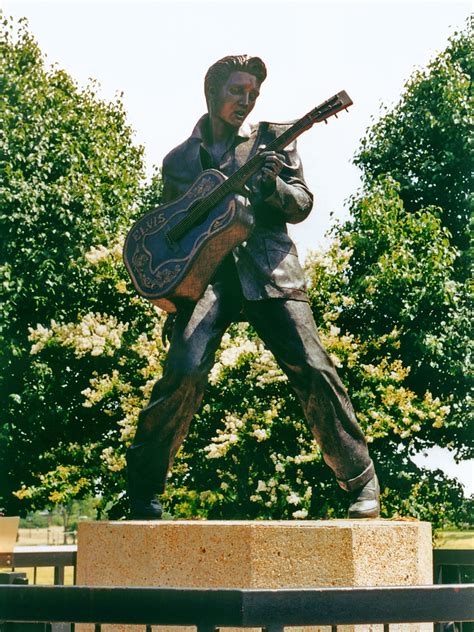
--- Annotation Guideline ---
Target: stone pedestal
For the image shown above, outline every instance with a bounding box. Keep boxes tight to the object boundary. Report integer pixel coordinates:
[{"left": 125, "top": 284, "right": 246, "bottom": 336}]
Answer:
[{"left": 77, "top": 520, "right": 433, "bottom": 632}]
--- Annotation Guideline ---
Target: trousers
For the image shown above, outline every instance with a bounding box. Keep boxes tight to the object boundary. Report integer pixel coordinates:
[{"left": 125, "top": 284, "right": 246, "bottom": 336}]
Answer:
[{"left": 128, "top": 269, "right": 374, "bottom": 498}]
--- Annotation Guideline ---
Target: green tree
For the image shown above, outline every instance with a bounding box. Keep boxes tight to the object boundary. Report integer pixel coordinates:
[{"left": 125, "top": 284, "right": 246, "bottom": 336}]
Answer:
[
  {"left": 349, "top": 20, "right": 472, "bottom": 457},
  {"left": 0, "top": 15, "right": 149, "bottom": 513},
  {"left": 20, "top": 211, "right": 470, "bottom": 529},
  {"left": 355, "top": 19, "right": 472, "bottom": 264},
  {"left": 318, "top": 178, "right": 472, "bottom": 455},
  {"left": 4, "top": 17, "right": 471, "bottom": 529}
]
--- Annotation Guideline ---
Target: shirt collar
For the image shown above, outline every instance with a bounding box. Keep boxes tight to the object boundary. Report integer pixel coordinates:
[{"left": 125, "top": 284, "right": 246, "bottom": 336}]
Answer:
[{"left": 190, "top": 114, "right": 252, "bottom": 144}]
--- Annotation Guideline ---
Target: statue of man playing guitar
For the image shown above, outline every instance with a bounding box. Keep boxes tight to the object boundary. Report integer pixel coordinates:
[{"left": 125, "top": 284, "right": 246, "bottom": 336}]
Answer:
[{"left": 126, "top": 55, "right": 380, "bottom": 520}]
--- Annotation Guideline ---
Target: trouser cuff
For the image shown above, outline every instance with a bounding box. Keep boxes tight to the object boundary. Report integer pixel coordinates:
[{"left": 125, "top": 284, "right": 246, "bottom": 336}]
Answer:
[
  {"left": 337, "top": 462, "right": 375, "bottom": 492},
  {"left": 126, "top": 443, "right": 167, "bottom": 499}
]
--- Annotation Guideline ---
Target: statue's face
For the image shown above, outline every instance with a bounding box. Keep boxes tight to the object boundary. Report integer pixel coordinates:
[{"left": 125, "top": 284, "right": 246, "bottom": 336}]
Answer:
[{"left": 213, "top": 71, "right": 260, "bottom": 129}]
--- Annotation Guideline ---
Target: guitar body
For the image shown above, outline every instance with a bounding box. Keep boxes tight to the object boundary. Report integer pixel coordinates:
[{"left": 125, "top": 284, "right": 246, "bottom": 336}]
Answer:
[{"left": 123, "top": 169, "right": 254, "bottom": 312}]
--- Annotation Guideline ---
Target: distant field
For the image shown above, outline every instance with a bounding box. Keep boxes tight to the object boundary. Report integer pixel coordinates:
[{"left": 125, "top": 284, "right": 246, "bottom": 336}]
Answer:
[
  {"left": 17, "top": 526, "right": 76, "bottom": 546},
  {"left": 435, "top": 530, "right": 474, "bottom": 550},
  {"left": 3, "top": 527, "right": 75, "bottom": 585},
  {"left": 8, "top": 566, "right": 76, "bottom": 585}
]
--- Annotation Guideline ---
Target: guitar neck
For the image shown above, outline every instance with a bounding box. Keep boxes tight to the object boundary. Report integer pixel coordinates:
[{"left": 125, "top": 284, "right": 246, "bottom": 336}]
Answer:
[
  {"left": 225, "top": 91, "right": 353, "bottom": 190},
  {"left": 168, "top": 91, "right": 352, "bottom": 242}
]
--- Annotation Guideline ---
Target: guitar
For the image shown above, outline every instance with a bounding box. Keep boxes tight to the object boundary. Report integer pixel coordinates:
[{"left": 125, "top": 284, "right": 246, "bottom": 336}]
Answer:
[{"left": 123, "top": 90, "right": 353, "bottom": 313}]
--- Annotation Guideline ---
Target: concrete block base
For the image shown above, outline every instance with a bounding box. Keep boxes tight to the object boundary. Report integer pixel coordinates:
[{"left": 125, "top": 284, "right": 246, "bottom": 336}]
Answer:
[{"left": 77, "top": 520, "right": 433, "bottom": 632}]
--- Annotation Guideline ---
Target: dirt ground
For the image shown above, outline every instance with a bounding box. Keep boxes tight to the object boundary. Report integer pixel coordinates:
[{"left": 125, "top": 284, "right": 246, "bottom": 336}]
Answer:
[{"left": 17, "top": 526, "right": 77, "bottom": 545}]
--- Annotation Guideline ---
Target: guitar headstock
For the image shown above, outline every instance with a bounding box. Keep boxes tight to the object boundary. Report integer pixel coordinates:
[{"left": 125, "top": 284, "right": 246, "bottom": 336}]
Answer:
[{"left": 307, "top": 90, "right": 353, "bottom": 125}]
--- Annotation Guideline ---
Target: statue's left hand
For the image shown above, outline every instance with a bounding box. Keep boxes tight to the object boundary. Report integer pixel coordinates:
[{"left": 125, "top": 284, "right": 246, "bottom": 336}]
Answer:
[
  {"left": 260, "top": 149, "right": 286, "bottom": 182},
  {"left": 257, "top": 146, "right": 290, "bottom": 196}
]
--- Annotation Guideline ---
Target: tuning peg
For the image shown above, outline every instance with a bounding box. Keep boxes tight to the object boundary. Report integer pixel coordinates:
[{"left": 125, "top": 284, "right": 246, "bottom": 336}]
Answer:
[
  {"left": 334, "top": 114, "right": 338, "bottom": 118},
  {"left": 324, "top": 120, "right": 328, "bottom": 125},
  {"left": 345, "top": 108, "right": 349, "bottom": 112}
]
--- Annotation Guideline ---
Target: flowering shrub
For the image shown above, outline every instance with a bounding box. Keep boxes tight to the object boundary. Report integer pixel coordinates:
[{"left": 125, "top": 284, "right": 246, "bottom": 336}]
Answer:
[
  {"left": 3, "top": 17, "right": 471, "bottom": 528},
  {"left": 12, "top": 168, "right": 471, "bottom": 528},
  {"left": 12, "top": 223, "right": 459, "bottom": 526},
  {"left": 29, "top": 313, "right": 129, "bottom": 357}
]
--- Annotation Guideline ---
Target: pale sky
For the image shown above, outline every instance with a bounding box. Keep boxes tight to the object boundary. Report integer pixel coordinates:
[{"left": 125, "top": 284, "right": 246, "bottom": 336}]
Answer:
[{"left": 3, "top": 0, "right": 473, "bottom": 494}]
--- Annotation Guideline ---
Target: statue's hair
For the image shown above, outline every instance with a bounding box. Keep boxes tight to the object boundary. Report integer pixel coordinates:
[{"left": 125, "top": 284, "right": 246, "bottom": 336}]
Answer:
[{"left": 204, "top": 55, "right": 267, "bottom": 109}]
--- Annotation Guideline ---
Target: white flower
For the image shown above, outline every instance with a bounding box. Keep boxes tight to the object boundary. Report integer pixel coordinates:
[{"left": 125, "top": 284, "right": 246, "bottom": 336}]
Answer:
[
  {"left": 204, "top": 443, "right": 227, "bottom": 459},
  {"left": 219, "top": 339, "right": 258, "bottom": 368},
  {"left": 444, "top": 280, "right": 457, "bottom": 293},
  {"left": 208, "top": 363, "right": 222, "bottom": 385},
  {"left": 29, "top": 313, "right": 128, "bottom": 358},
  {"left": 256, "top": 480, "right": 267, "bottom": 493},
  {"left": 28, "top": 323, "right": 54, "bottom": 354},
  {"left": 294, "top": 453, "right": 316, "bottom": 465},
  {"left": 85, "top": 244, "right": 110, "bottom": 265},
  {"left": 101, "top": 447, "right": 126, "bottom": 472},
  {"left": 275, "top": 462, "right": 285, "bottom": 473},
  {"left": 286, "top": 492, "right": 301, "bottom": 506},
  {"left": 292, "top": 509, "right": 308, "bottom": 519},
  {"left": 252, "top": 428, "right": 268, "bottom": 442}
]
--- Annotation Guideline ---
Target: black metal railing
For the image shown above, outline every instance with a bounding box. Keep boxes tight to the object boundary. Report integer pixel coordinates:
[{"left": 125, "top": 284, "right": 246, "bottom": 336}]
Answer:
[
  {"left": 1, "top": 546, "right": 472, "bottom": 630},
  {"left": 434, "top": 549, "right": 474, "bottom": 584},
  {"left": 433, "top": 549, "right": 474, "bottom": 632},
  {"left": 0, "top": 545, "right": 77, "bottom": 585},
  {"left": 0, "top": 584, "right": 473, "bottom": 630}
]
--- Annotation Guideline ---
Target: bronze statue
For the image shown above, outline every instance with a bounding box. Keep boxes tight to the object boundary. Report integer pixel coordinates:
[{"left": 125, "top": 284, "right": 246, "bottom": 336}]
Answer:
[{"left": 126, "top": 55, "right": 380, "bottom": 520}]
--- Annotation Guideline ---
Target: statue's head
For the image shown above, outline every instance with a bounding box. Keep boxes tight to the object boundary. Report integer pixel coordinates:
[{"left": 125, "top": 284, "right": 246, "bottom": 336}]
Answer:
[{"left": 204, "top": 55, "right": 267, "bottom": 127}]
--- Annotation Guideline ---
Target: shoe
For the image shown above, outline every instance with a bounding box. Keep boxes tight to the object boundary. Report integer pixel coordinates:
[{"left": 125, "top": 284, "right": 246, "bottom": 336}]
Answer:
[
  {"left": 348, "top": 475, "right": 380, "bottom": 518},
  {"left": 129, "top": 496, "right": 163, "bottom": 520},
  {"left": 126, "top": 445, "right": 163, "bottom": 520}
]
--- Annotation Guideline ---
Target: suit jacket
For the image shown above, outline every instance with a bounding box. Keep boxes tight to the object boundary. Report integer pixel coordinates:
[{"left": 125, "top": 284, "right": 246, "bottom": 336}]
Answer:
[{"left": 161, "top": 115, "right": 314, "bottom": 302}]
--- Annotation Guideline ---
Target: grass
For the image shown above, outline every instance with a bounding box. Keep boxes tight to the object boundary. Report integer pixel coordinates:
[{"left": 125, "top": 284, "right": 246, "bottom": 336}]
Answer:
[
  {"left": 5, "top": 566, "right": 76, "bottom": 585},
  {"left": 435, "top": 530, "right": 474, "bottom": 550},
  {"left": 0, "top": 527, "right": 76, "bottom": 585}
]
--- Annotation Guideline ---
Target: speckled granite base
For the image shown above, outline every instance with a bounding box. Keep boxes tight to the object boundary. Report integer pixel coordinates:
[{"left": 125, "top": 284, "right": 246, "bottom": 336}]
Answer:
[{"left": 77, "top": 520, "right": 433, "bottom": 632}]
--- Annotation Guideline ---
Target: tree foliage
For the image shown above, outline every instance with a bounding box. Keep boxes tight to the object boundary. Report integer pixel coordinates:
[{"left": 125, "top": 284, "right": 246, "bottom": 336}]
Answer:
[
  {"left": 315, "top": 178, "right": 472, "bottom": 458},
  {"left": 1, "top": 17, "right": 471, "bottom": 528},
  {"left": 0, "top": 15, "right": 148, "bottom": 513},
  {"left": 18, "top": 202, "right": 470, "bottom": 529},
  {"left": 349, "top": 19, "right": 472, "bottom": 458},
  {"left": 355, "top": 19, "right": 472, "bottom": 264}
]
